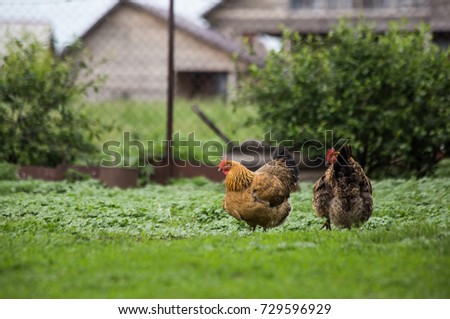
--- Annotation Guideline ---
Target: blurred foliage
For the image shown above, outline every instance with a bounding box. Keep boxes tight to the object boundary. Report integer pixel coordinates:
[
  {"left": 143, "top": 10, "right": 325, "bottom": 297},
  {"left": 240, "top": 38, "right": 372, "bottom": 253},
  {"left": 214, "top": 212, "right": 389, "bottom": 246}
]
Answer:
[
  {"left": 64, "top": 168, "right": 91, "bottom": 183},
  {"left": 0, "top": 162, "right": 18, "bottom": 180},
  {"left": 434, "top": 158, "right": 450, "bottom": 177},
  {"left": 0, "top": 34, "right": 105, "bottom": 167},
  {"left": 82, "top": 99, "right": 264, "bottom": 167},
  {"left": 235, "top": 20, "right": 450, "bottom": 178}
]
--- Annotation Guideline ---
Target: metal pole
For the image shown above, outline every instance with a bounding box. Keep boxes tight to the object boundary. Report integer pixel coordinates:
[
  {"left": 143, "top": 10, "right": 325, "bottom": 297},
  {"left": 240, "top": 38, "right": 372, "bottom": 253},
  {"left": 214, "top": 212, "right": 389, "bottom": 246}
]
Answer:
[
  {"left": 166, "top": 0, "right": 175, "bottom": 179},
  {"left": 191, "top": 105, "right": 236, "bottom": 151}
]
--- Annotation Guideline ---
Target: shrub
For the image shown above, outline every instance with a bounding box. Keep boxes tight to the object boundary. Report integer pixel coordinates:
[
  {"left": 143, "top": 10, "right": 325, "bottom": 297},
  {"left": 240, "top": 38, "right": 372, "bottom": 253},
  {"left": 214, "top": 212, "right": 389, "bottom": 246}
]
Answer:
[
  {"left": 0, "top": 34, "right": 104, "bottom": 167},
  {"left": 236, "top": 21, "right": 450, "bottom": 177},
  {"left": 64, "top": 168, "right": 91, "bottom": 183},
  {"left": 0, "top": 162, "right": 18, "bottom": 180}
]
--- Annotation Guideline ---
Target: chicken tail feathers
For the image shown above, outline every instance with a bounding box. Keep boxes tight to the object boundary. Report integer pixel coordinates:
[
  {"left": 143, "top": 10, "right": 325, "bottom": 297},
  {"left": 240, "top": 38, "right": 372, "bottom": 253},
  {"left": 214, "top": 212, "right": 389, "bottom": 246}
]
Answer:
[{"left": 272, "top": 146, "right": 299, "bottom": 184}]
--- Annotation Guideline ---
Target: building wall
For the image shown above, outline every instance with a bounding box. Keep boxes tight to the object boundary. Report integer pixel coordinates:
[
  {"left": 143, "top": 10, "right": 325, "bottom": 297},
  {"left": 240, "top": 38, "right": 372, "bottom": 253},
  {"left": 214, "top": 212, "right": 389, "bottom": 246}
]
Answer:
[
  {"left": 175, "top": 27, "right": 237, "bottom": 73},
  {"left": 81, "top": 5, "right": 167, "bottom": 100},
  {"left": 431, "top": 0, "right": 450, "bottom": 48},
  {"left": 430, "top": 0, "right": 450, "bottom": 32},
  {"left": 206, "top": 0, "right": 437, "bottom": 36},
  {"left": 81, "top": 4, "right": 240, "bottom": 101}
]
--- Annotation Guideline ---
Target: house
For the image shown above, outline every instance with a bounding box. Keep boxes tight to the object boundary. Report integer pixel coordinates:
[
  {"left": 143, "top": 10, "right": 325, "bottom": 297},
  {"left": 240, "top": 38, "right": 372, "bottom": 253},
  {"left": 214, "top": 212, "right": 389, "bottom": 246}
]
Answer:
[
  {"left": 203, "top": 0, "right": 450, "bottom": 48},
  {"left": 71, "top": 0, "right": 255, "bottom": 101}
]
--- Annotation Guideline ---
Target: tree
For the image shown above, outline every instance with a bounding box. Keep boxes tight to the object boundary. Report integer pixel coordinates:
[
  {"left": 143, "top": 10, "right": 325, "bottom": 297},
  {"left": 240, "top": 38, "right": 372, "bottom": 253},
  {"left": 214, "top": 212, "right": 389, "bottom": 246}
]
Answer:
[
  {"left": 0, "top": 34, "right": 104, "bottom": 166},
  {"left": 235, "top": 21, "right": 450, "bottom": 177}
]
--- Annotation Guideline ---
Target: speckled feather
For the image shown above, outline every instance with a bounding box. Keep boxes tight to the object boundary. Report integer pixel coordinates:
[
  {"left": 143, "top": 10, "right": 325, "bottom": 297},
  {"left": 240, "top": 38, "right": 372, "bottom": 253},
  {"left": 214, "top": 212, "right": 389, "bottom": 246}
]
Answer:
[{"left": 313, "top": 146, "right": 373, "bottom": 229}]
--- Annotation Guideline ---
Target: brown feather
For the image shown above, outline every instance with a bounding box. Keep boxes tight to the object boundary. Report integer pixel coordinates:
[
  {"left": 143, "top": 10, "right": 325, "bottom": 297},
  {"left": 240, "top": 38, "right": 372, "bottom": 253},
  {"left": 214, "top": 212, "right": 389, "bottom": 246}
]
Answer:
[
  {"left": 224, "top": 161, "right": 254, "bottom": 192},
  {"left": 222, "top": 159, "right": 297, "bottom": 230},
  {"left": 312, "top": 148, "right": 373, "bottom": 229}
]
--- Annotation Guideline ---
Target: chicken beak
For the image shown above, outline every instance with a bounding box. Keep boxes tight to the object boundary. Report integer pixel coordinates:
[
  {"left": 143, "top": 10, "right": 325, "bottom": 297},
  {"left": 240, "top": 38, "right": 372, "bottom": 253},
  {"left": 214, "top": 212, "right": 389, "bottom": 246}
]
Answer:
[
  {"left": 218, "top": 167, "right": 222, "bottom": 172},
  {"left": 332, "top": 151, "right": 340, "bottom": 157}
]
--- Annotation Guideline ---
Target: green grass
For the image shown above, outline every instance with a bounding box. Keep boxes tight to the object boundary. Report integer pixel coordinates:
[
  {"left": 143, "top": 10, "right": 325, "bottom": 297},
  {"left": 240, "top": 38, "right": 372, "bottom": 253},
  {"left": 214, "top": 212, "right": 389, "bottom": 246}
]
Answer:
[
  {"left": 0, "top": 177, "right": 449, "bottom": 298},
  {"left": 81, "top": 99, "right": 263, "bottom": 164},
  {"left": 84, "top": 99, "right": 263, "bottom": 141}
]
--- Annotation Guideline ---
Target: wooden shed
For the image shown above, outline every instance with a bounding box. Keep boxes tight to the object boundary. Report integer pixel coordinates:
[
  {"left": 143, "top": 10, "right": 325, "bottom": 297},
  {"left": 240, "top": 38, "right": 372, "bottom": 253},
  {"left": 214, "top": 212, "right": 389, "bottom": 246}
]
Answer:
[{"left": 72, "top": 0, "right": 254, "bottom": 101}]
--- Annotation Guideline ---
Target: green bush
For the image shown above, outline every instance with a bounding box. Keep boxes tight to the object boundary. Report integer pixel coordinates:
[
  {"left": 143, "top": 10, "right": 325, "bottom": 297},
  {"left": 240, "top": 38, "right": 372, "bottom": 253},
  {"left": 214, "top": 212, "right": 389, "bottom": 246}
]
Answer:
[
  {"left": 0, "top": 34, "right": 104, "bottom": 167},
  {"left": 64, "top": 168, "right": 91, "bottom": 183},
  {"left": 0, "top": 162, "right": 18, "bottom": 180},
  {"left": 236, "top": 21, "right": 450, "bottom": 177}
]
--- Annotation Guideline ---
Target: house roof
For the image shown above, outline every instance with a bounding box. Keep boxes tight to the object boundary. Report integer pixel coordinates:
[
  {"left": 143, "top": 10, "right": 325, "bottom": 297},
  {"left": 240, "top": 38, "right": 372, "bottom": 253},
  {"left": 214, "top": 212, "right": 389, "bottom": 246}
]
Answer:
[
  {"left": 72, "top": 0, "right": 255, "bottom": 63},
  {"left": 202, "top": 0, "right": 227, "bottom": 20}
]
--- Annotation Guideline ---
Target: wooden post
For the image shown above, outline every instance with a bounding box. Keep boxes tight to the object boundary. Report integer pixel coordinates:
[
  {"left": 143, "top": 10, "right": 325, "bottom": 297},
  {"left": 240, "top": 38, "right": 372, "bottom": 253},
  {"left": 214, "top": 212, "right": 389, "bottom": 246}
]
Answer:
[
  {"left": 191, "top": 104, "right": 236, "bottom": 151},
  {"left": 166, "top": 0, "right": 175, "bottom": 178}
]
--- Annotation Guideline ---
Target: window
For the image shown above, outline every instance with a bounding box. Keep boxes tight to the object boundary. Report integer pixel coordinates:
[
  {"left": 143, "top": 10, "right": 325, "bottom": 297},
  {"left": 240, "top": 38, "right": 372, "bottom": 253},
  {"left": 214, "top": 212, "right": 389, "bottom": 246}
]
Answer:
[
  {"left": 176, "top": 72, "right": 228, "bottom": 99},
  {"left": 397, "top": 0, "right": 413, "bottom": 7},
  {"left": 353, "top": 0, "right": 388, "bottom": 9},
  {"left": 413, "top": 0, "right": 429, "bottom": 7},
  {"left": 326, "top": 0, "right": 353, "bottom": 10},
  {"left": 327, "top": 0, "right": 339, "bottom": 9},
  {"left": 291, "top": 0, "right": 315, "bottom": 9},
  {"left": 361, "top": 0, "right": 388, "bottom": 9}
]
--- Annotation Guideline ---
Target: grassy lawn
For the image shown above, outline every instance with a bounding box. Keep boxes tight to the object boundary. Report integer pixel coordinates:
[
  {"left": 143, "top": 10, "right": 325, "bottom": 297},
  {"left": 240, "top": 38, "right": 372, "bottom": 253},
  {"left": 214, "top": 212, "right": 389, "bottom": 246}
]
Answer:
[
  {"left": 81, "top": 99, "right": 263, "bottom": 164},
  {"left": 1, "top": 176, "right": 449, "bottom": 298}
]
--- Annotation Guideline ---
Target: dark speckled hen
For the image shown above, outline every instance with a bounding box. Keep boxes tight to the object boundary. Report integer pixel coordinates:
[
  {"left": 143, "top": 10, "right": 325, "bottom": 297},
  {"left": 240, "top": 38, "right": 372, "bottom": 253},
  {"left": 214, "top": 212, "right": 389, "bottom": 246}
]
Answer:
[
  {"left": 218, "top": 147, "right": 299, "bottom": 231},
  {"left": 313, "top": 145, "right": 373, "bottom": 230}
]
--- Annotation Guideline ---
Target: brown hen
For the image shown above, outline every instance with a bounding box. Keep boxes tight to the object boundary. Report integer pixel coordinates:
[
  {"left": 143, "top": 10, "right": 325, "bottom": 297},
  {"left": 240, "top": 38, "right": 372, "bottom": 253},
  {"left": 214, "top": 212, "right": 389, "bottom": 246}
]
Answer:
[
  {"left": 313, "top": 145, "right": 373, "bottom": 230},
  {"left": 218, "top": 147, "right": 299, "bottom": 231}
]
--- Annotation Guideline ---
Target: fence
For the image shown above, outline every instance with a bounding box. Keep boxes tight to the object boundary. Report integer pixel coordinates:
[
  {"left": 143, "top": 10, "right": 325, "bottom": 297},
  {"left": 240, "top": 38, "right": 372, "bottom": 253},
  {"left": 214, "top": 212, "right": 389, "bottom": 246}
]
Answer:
[{"left": 1, "top": 0, "right": 449, "bottom": 185}]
